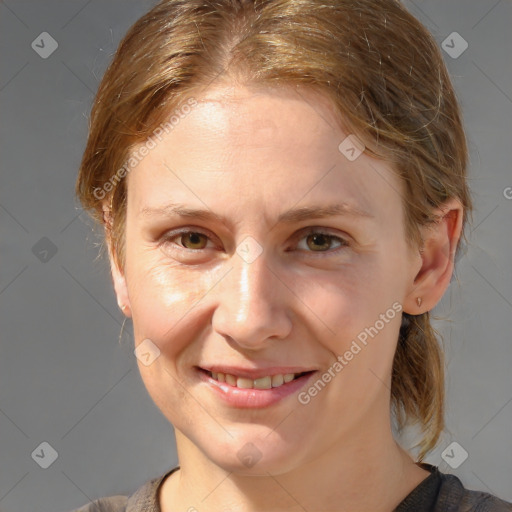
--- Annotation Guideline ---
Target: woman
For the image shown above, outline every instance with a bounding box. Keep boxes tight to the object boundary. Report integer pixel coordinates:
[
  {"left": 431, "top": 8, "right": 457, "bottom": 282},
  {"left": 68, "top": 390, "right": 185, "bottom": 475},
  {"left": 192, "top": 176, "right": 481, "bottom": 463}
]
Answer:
[{"left": 72, "top": 0, "right": 512, "bottom": 510}]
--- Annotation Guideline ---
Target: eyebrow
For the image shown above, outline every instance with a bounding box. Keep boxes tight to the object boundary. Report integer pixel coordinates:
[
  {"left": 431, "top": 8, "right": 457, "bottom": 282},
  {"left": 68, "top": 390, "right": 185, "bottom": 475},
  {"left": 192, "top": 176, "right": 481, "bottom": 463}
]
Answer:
[{"left": 139, "top": 202, "right": 374, "bottom": 225}]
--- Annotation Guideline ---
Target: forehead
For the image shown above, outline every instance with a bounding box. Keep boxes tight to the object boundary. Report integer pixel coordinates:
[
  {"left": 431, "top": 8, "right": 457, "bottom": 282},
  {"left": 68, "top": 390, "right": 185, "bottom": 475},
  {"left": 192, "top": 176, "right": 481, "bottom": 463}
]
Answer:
[
  {"left": 125, "top": 84, "right": 404, "bottom": 227},
  {"left": 189, "top": 84, "right": 346, "bottom": 145}
]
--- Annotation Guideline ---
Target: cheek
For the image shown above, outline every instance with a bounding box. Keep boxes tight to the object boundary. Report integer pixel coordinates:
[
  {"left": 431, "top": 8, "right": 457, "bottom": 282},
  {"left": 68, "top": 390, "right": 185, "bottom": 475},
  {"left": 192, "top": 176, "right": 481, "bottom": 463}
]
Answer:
[
  {"left": 298, "top": 259, "right": 389, "bottom": 331},
  {"left": 125, "top": 239, "right": 406, "bottom": 361},
  {"left": 300, "top": 259, "right": 403, "bottom": 374},
  {"left": 126, "top": 258, "right": 216, "bottom": 351}
]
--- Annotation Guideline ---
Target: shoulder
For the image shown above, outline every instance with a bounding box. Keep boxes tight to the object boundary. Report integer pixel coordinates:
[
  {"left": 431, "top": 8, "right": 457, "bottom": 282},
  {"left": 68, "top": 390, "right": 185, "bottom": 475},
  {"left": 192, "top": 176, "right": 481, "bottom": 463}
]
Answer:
[
  {"left": 438, "top": 472, "right": 512, "bottom": 512},
  {"left": 66, "top": 467, "right": 179, "bottom": 512},
  {"left": 68, "top": 494, "right": 128, "bottom": 512}
]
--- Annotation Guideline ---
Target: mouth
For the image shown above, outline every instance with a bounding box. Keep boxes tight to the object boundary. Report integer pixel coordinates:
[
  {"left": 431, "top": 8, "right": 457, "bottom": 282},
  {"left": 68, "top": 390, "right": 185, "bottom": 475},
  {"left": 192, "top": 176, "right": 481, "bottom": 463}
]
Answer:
[
  {"left": 201, "top": 369, "right": 314, "bottom": 390},
  {"left": 195, "top": 366, "right": 317, "bottom": 408}
]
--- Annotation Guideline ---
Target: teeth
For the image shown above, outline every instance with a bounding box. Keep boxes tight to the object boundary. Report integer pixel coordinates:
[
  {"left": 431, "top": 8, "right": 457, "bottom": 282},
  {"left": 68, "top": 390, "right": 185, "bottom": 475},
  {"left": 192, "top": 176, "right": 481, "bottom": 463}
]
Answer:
[
  {"left": 237, "top": 377, "right": 254, "bottom": 389},
  {"left": 225, "top": 374, "right": 237, "bottom": 386},
  {"left": 209, "top": 371, "right": 302, "bottom": 389},
  {"left": 254, "top": 376, "right": 272, "bottom": 389},
  {"left": 271, "top": 374, "right": 284, "bottom": 387}
]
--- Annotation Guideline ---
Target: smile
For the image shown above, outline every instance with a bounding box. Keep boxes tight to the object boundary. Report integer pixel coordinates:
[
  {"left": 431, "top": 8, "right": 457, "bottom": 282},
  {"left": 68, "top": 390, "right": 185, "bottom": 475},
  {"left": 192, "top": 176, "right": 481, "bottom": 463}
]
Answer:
[
  {"left": 196, "top": 367, "right": 317, "bottom": 408},
  {"left": 207, "top": 371, "right": 310, "bottom": 389}
]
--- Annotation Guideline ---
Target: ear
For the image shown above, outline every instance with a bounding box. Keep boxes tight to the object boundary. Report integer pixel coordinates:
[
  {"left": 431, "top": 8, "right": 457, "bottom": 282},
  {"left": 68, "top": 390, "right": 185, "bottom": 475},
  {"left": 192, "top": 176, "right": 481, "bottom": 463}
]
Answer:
[
  {"left": 403, "top": 198, "right": 463, "bottom": 315},
  {"left": 103, "top": 203, "right": 132, "bottom": 318}
]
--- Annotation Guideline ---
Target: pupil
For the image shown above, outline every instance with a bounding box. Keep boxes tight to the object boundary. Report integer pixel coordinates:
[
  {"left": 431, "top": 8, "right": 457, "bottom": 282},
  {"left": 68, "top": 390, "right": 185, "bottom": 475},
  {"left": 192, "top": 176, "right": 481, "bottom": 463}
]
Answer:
[
  {"left": 185, "top": 233, "right": 204, "bottom": 248},
  {"left": 309, "top": 234, "right": 329, "bottom": 250}
]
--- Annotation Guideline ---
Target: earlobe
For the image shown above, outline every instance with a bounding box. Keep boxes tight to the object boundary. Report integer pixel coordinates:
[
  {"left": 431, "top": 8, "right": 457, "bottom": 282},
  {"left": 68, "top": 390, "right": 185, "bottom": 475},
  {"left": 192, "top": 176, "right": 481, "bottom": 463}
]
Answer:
[
  {"left": 102, "top": 202, "right": 132, "bottom": 318},
  {"left": 110, "top": 251, "right": 132, "bottom": 318},
  {"left": 403, "top": 198, "right": 463, "bottom": 315},
  {"left": 105, "top": 238, "right": 132, "bottom": 318}
]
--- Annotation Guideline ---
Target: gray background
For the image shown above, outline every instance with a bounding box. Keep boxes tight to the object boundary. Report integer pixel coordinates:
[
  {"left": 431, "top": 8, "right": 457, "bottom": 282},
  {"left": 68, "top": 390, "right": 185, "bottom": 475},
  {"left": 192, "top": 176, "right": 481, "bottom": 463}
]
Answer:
[{"left": 0, "top": 1, "right": 511, "bottom": 511}]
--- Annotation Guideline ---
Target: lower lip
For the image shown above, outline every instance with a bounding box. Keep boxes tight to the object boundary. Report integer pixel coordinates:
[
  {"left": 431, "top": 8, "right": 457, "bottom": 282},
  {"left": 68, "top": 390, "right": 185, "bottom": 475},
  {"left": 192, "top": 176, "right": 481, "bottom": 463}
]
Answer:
[{"left": 196, "top": 368, "right": 316, "bottom": 408}]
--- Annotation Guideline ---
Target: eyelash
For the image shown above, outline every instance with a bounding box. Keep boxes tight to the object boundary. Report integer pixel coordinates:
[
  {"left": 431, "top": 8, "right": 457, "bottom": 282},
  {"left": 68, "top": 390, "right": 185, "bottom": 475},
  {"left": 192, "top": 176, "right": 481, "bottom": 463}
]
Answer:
[{"left": 159, "top": 227, "right": 350, "bottom": 255}]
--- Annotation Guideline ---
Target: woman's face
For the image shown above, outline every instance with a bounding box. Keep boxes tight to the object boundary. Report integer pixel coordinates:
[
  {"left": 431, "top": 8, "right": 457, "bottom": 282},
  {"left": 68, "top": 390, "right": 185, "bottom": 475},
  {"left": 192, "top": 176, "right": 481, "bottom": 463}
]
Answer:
[{"left": 113, "top": 84, "right": 423, "bottom": 474}]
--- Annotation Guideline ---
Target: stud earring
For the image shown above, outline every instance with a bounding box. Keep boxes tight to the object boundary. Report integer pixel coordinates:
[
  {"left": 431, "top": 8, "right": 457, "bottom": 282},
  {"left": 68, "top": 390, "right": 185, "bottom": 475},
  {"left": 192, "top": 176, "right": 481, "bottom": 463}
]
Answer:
[{"left": 416, "top": 297, "right": 422, "bottom": 308}]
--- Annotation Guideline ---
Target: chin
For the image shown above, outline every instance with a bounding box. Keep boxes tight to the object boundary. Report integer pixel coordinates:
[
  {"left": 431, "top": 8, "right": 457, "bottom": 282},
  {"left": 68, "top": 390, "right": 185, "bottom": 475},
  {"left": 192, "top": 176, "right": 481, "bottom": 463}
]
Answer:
[{"left": 199, "top": 432, "right": 306, "bottom": 477}]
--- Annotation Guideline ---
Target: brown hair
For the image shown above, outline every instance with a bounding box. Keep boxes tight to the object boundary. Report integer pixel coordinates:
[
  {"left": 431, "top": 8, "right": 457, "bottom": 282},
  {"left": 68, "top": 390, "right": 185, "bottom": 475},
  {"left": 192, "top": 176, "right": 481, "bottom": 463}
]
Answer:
[{"left": 76, "top": 0, "right": 472, "bottom": 461}]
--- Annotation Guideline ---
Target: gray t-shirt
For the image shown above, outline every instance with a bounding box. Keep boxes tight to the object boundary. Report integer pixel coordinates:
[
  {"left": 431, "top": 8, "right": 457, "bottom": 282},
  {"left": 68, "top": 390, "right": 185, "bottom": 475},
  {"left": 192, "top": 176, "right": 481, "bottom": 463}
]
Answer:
[{"left": 69, "top": 464, "right": 512, "bottom": 512}]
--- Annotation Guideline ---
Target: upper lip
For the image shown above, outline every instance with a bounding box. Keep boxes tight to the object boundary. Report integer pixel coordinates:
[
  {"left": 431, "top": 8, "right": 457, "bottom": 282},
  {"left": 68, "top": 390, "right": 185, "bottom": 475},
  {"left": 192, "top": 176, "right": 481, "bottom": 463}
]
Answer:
[{"left": 198, "top": 365, "right": 317, "bottom": 379}]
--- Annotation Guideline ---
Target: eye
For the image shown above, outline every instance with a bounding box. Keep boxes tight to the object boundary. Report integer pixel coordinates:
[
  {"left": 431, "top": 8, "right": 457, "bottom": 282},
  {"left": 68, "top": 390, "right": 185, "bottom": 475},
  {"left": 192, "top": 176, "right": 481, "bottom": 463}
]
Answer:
[
  {"left": 161, "top": 229, "right": 216, "bottom": 251},
  {"left": 159, "top": 227, "right": 349, "bottom": 255},
  {"left": 295, "top": 228, "right": 349, "bottom": 253}
]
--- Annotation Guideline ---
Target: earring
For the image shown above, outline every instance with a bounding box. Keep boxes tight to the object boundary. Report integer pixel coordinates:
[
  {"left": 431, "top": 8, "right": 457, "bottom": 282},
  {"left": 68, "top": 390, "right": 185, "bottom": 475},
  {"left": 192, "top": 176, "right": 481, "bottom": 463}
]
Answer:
[
  {"left": 416, "top": 297, "right": 422, "bottom": 308},
  {"left": 120, "top": 304, "right": 127, "bottom": 312}
]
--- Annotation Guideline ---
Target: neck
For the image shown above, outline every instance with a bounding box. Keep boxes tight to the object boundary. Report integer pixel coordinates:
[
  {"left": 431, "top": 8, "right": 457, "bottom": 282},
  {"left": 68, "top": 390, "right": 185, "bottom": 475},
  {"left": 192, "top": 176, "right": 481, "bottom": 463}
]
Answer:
[{"left": 160, "top": 423, "right": 430, "bottom": 512}]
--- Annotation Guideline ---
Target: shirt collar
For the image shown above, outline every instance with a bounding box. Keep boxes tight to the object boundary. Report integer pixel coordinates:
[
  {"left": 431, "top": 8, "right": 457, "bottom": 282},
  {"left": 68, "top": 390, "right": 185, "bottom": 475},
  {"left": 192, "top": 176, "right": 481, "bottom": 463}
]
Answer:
[{"left": 126, "top": 466, "right": 180, "bottom": 512}]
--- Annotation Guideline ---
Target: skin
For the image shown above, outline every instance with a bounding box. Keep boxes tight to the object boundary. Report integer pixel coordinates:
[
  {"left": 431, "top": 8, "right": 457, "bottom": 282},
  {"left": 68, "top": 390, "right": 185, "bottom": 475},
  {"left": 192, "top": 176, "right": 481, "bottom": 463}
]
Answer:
[{"left": 106, "top": 83, "right": 463, "bottom": 512}]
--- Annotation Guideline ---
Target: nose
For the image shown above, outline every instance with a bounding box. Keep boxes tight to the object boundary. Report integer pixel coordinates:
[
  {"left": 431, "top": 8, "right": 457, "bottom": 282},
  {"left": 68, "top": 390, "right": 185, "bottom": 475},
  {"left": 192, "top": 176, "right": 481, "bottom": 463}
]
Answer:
[{"left": 211, "top": 248, "right": 293, "bottom": 350}]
